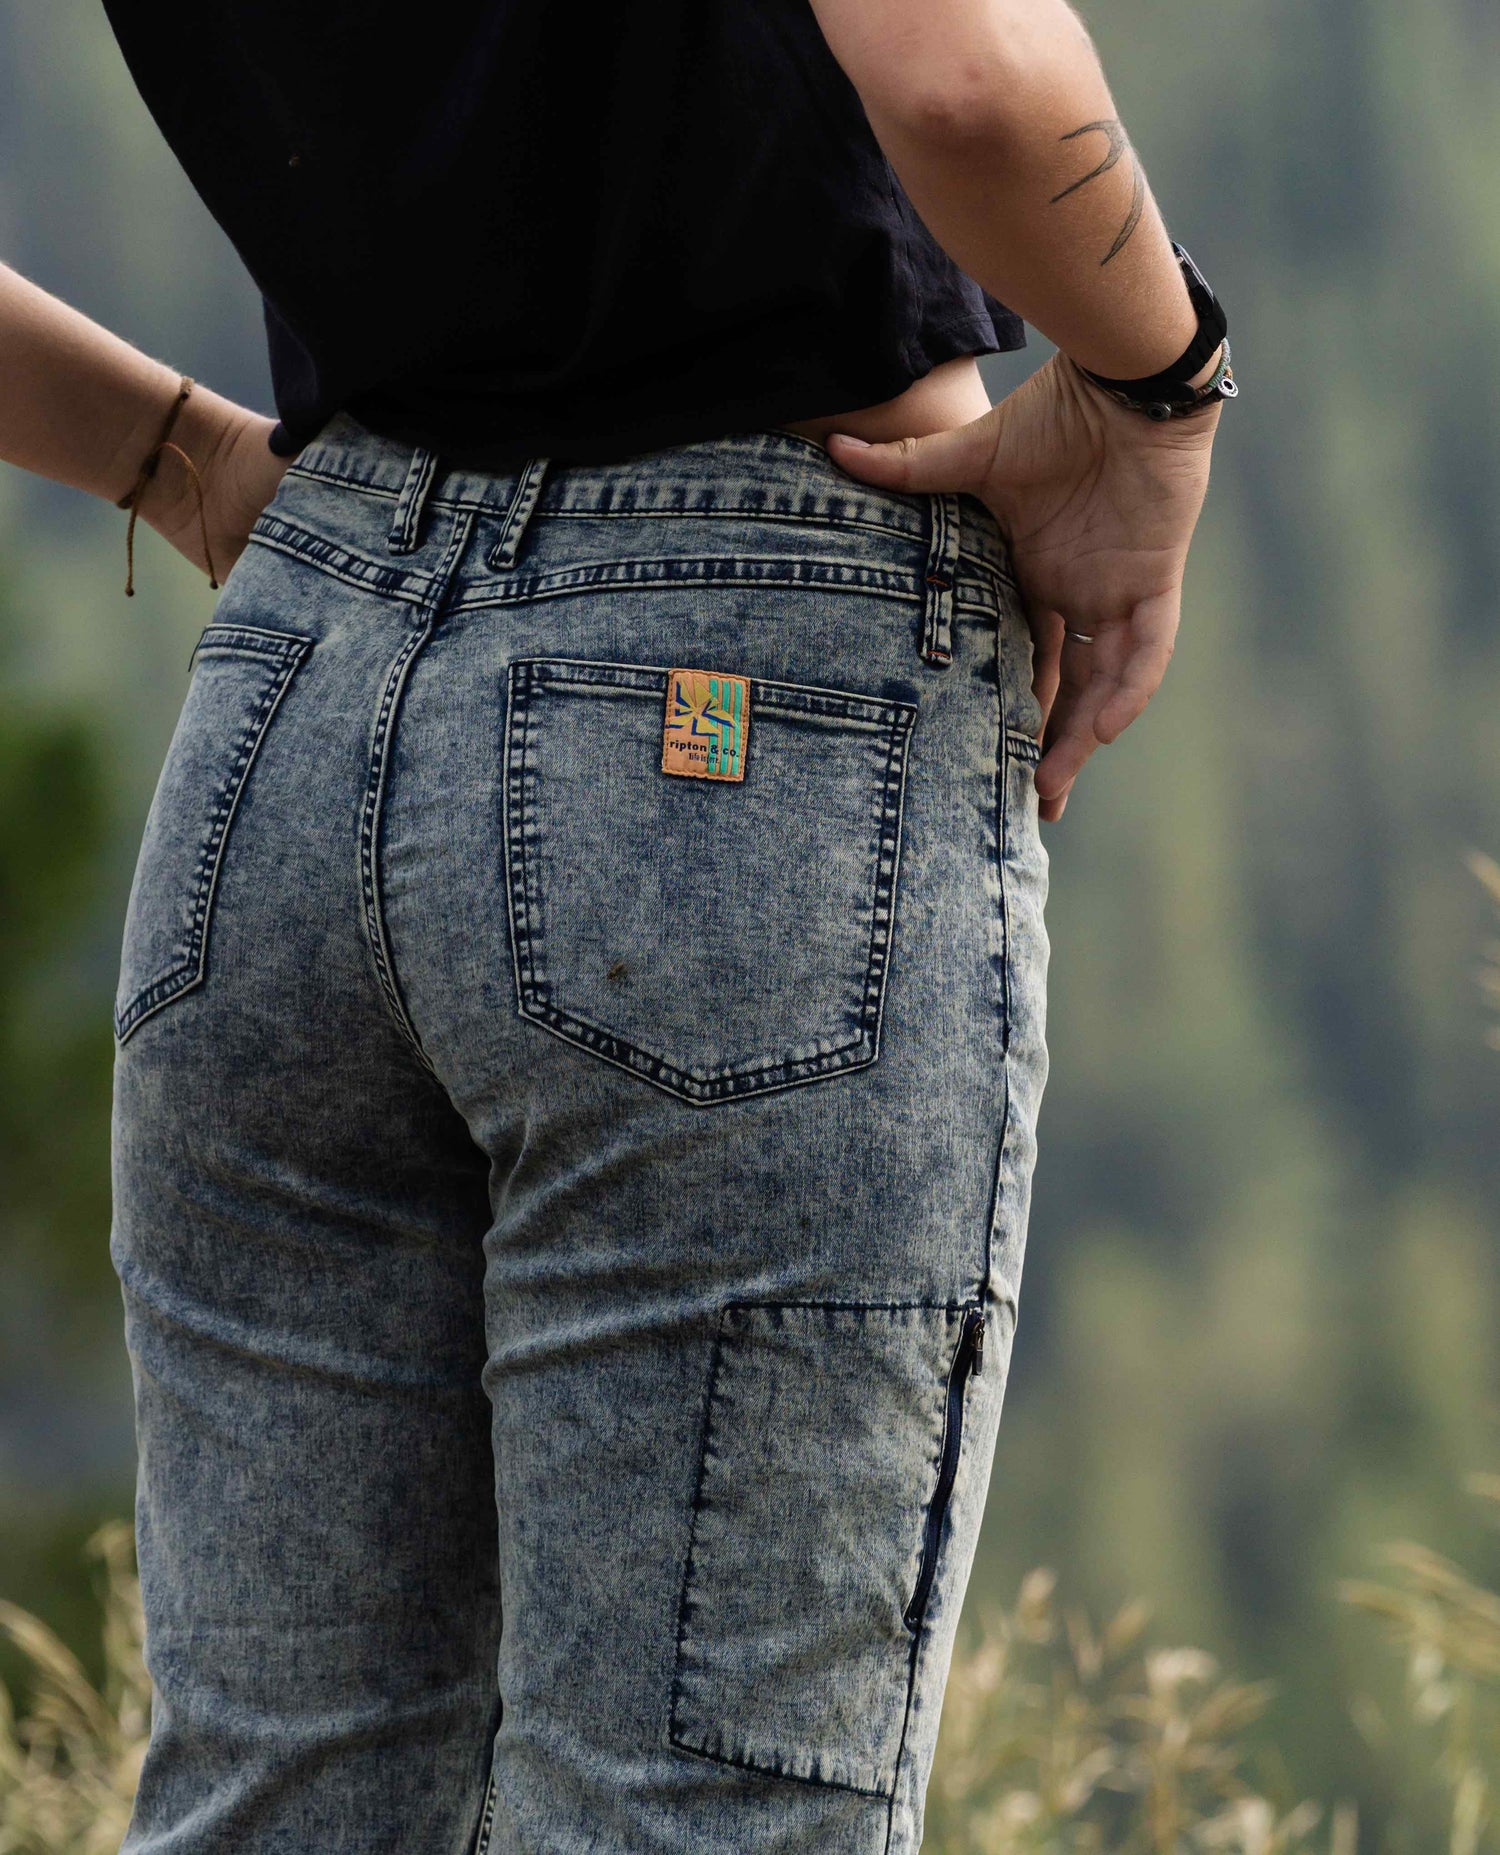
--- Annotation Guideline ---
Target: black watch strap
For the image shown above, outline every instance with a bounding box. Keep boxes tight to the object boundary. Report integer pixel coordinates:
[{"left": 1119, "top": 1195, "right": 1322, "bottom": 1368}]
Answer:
[{"left": 1076, "top": 242, "right": 1238, "bottom": 419}]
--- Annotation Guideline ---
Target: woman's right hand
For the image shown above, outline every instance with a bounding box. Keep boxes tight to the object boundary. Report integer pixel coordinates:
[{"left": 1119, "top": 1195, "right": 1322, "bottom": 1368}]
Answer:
[{"left": 828, "top": 351, "right": 1220, "bottom": 821}]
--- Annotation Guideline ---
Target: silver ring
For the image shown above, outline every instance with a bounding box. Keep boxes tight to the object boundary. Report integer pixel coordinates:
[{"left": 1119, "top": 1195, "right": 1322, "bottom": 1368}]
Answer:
[{"left": 1064, "top": 627, "right": 1095, "bottom": 644}]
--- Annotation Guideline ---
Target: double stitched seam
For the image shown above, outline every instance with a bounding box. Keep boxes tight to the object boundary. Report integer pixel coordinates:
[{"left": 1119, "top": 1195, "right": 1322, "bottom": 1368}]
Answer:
[
  {"left": 486, "top": 458, "right": 551, "bottom": 570},
  {"left": 281, "top": 461, "right": 1015, "bottom": 585},
  {"left": 285, "top": 464, "right": 919, "bottom": 545},
  {"left": 993, "top": 619, "right": 1012, "bottom": 1063},
  {"left": 358, "top": 507, "right": 475, "bottom": 1072},
  {"left": 283, "top": 463, "right": 402, "bottom": 501},
  {"left": 997, "top": 620, "right": 1019, "bottom": 1057},
  {"left": 983, "top": 738, "right": 1025, "bottom": 1294},
  {"left": 481, "top": 459, "right": 552, "bottom": 1046},
  {"left": 519, "top": 1007, "right": 870, "bottom": 1102},
  {"left": 455, "top": 556, "right": 922, "bottom": 613},
  {"left": 671, "top": 1737, "right": 891, "bottom": 1801},
  {"left": 885, "top": 1634, "right": 924, "bottom": 1851},
  {"left": 982, "top": 1064, "right": 1015, "bottom": 1297},
  {"left": 975, "top": 604, "right": 1016, "bottom": 1296},
  {"left": 666, "top": 1307, "right": 896, "bottom": 1802},
  {"left": 115, "top": 634, "right": 311, "bottom": 1042},
  {"left": 962, "top": 551, "right": 1021, "bottom": 595},
  {"left": 359, "top": 626, "right": 436, "bottom": 1070},
  {"left": 718, "top": 1298, "right": 968, "bottom": 1314},
  {"left": 553, "top": 504, "right": 921, "bottom": 543},
  {"left": 187, "top": 623, "right": 311, "bottom": 667},
  {"left": 955, "top": 597, "right": 994, "bottom": 620},
  {"left": 248, "top": 514, "right": 433, "bottom": 606},
  {"left": 919, "top": 494, "right": 961, "bottom": 666},
  {"left": 521, "top": 658, "right": 913, "bottom": 726},
  {"left": 980, "top": 590, "right": 1027, "bottom": 1292},
  {"left": 502, "top": 662, "right": 545, "bottom": 1019},
  {"left": 666, "top": 1310, "right": 730, "bottom": 1766},
  {"left": 857, "top": 707, "right": 916, "bottom": 1069},
  {"left": 387, "top": 445, "right": 439, "bottom": 554}
]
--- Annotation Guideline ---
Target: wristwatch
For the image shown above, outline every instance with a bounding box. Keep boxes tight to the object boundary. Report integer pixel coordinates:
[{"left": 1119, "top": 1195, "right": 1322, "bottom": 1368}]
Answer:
[{"left": 1074, "top": 242, "right": 1238, "bottom": 420}]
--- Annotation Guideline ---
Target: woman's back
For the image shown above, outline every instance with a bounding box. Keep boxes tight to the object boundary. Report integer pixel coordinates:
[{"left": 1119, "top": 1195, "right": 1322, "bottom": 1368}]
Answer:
[{"left": 100, "top": 0, "right": 1022, "bottom": 465}]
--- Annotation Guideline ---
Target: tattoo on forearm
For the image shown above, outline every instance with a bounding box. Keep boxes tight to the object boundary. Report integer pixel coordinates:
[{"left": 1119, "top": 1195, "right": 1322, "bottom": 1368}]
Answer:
[{"left": 1050, "top": 119, "right": 1146, "bottom": 266}]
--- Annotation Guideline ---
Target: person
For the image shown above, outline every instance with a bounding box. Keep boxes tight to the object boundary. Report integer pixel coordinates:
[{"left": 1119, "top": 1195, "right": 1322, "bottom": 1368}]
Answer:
[{"left": 1, "top": 0, "right": 1230, "bottom": 1847}]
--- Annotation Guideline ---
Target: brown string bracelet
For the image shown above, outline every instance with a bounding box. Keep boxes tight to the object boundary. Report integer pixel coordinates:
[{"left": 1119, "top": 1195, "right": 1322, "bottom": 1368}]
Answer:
[{"left": 115, "top": 373, "right": 220, "bottom": 597}]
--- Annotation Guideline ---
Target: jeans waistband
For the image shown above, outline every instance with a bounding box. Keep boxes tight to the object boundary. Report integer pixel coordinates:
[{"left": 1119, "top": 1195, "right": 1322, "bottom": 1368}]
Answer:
[{"left": 285, "top": 411, "right": 1014, "bottom": 587}]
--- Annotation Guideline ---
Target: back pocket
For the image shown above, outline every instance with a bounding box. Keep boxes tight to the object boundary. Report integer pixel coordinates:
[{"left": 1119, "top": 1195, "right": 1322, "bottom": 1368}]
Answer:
[
  {"left": 502, "top": 657, "right": 917, "bottom": 1105},
  {"left": 114, "top": 624, "right": 312, "bottom": 1044}
]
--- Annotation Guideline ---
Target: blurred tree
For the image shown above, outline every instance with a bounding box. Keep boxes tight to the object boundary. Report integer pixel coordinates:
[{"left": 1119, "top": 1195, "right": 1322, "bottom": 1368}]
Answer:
[{"left": 0, "top": 573, "right": 121, "bottom": 1711}]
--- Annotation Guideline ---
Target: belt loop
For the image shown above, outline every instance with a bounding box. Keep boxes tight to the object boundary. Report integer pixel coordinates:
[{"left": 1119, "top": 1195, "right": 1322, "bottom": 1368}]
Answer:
[
  {"left": 486, "top": 457, "right": 551, "bottom": 571},
  {"left": 387, "top": 444, "right": 440, "bottom": 555},
  {"left": 919, "top": 493, "right": 961, "bottom": 667}
]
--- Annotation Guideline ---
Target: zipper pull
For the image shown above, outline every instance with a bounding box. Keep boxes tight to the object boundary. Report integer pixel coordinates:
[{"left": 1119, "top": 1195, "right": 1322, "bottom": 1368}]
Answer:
[{"left": 970, "top": 1310, "right": 986, "bottom": 1377}]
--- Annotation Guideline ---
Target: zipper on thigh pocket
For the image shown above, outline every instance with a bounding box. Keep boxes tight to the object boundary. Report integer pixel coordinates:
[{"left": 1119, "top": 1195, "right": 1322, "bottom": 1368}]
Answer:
[{"left": 904, "top": 1306, "right": 986, "bottom": 1632}]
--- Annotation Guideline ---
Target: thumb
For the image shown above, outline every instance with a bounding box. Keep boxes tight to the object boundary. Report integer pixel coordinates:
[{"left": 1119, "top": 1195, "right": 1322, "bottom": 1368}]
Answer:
[{"left": 826, "top": 412, "right": 998, "bottom": 497}]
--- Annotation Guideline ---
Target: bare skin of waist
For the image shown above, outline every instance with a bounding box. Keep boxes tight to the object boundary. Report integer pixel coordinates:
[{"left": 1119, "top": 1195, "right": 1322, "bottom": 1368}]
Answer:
[{"left": 780, "top": 353, "right": 993, "bottom": 450}]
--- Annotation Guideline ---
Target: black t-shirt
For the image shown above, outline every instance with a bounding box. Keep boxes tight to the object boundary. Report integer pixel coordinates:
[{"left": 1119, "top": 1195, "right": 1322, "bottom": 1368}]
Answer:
[{"left": 100, "top": 0, "right": 1025, "bottom": 469}]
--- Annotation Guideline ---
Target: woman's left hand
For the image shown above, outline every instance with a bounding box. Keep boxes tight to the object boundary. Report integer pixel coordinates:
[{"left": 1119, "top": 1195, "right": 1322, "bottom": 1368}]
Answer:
[{"left": 146, "top": 402, "right": 293, "bottom": 588}]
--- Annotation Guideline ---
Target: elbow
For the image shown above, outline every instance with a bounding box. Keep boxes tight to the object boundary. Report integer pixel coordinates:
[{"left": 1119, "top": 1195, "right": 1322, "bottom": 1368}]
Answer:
[
  {"left": 869, "top": 53, "right": 1025, "bottom": 150},
  {"left": 854, "top": 8, "right": 1095, "bottom": 152}
]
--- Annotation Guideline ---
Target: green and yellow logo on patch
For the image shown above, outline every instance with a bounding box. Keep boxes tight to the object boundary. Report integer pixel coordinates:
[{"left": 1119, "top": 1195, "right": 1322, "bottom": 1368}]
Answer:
[{"left": 662, "top": 668, "right": 750, "bottom": 782}]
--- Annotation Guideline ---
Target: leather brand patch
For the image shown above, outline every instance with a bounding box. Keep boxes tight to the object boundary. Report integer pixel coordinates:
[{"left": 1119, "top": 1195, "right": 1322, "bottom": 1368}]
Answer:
[{"left": 662, "top": 668, "right": 750, "bottom": 781}]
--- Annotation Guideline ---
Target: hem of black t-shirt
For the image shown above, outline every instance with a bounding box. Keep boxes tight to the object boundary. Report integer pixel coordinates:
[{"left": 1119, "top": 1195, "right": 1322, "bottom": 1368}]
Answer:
[{"left": 267, "top": 318, "right": 1029, "bottom": 470}]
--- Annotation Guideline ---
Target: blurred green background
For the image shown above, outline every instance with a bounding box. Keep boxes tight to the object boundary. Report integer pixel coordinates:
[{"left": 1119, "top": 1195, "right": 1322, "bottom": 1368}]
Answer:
[{"left": 2, "top": 1, "right": 1498, "bottom": 1846}]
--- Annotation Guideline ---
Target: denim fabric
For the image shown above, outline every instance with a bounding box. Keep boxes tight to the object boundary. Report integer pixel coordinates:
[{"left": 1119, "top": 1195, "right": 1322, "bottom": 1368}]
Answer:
[{"left": 109, "top": 415, "right": 1050, "bottom": 1854}]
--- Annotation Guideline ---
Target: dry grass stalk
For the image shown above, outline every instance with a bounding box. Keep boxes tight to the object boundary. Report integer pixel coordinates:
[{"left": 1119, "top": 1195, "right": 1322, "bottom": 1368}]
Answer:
[
  {"left": 1337, "top": 1473, "right": 1500, "bottom": 1855},
  {"left": 925, "top": 1567, "right": 1347, "bottom": 1854},
  {"left": 0, "top": 1520, "right": 149, "bottom": 1855},
  {"left": 1468, "top": 850, "right": 1500, "bottom": 1050}
]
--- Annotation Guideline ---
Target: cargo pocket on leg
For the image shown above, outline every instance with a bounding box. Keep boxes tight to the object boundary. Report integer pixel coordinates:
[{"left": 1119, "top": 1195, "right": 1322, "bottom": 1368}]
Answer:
[{"left": 668, "top": 1301, "right": 983, "bottom": 1798}]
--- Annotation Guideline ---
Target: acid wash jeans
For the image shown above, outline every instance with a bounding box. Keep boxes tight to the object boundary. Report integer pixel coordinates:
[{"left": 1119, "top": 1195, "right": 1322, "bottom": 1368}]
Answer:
[{"left": 109, "top": 415, "right": 1050, "bottom": 1855}]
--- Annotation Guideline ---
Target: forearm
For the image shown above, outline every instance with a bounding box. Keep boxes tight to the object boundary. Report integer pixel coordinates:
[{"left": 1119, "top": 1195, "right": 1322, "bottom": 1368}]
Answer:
[
  {"left": 0, "top": 260, "right": 237, "bottom": 507},
  {"left": 809, "top": 0, "right": 1203, "bottom": 380}
]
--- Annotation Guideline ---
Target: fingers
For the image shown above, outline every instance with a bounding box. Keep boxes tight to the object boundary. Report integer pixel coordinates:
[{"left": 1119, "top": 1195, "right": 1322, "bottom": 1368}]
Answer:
[
  {"left": 1027, "top": 607, "right": 1066, "bottom": 739},
  {"left": 825, "top": 415, "right": 997, "bottom": 496},
  {"left": 1036, "top": 626, "right": 1103, "bottom": 801},
  {"left": 1091, "top": 590, "right": 1178, "bottom": 743},
  {"left": 1033, "top": 589, "right": 1180, "bottom": 809},
  {"left": 1016, "top": 606, "right": 1074, "bottom": 821}
]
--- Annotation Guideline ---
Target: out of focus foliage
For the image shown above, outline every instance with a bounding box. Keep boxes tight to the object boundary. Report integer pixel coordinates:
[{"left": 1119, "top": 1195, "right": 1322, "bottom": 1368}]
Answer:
[
  {"left": 0, "top": 637, "right": 110, "bottom": 1297},
  {"left": 0, "top": 1, "right": 1497, "bottom": 1847}
]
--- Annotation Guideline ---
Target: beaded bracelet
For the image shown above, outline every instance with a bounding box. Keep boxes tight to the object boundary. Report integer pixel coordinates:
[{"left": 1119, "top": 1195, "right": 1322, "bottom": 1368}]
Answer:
[{"left": 115, "top": 373, "right": 220, "bottom": 597}]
